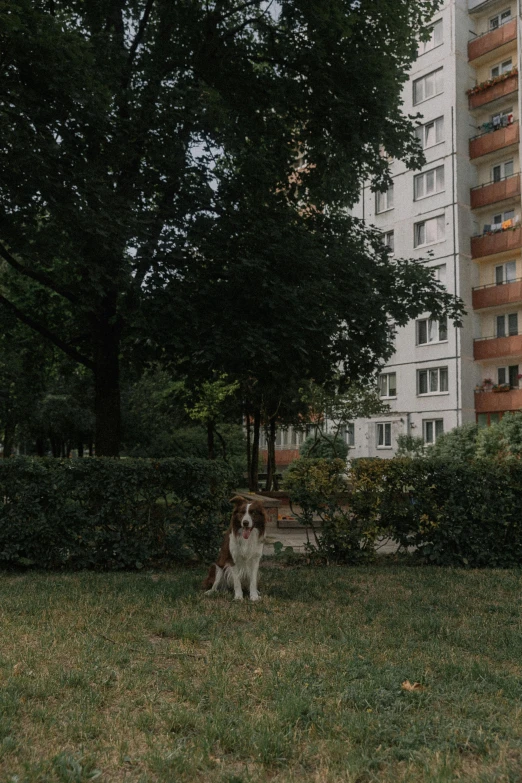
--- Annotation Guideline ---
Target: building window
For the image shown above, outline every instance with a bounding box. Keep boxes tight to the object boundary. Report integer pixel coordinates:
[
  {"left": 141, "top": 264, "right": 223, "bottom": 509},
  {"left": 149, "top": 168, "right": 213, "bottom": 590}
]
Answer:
[
  {"left": 414, "top": 215, "right": 445, "bottom": 247},
  {"left": 340, "top": 423, "right": 355, "bottom": 447},
  {"left": 495, "top": 260, "right": 516, "bottom": 285},
  {"left": 376, "top": 184, "right": 394, "bottom": 214},
  {"left": 415, "top": 116, "right": 444, "bottom": 149},
  {"left": 417, "top": 317, "right": 448, "bottom": 345},
  {"left": 491, "top": 58, "right": 512, "bottom": 78},
  {"left": 423, "top": 419, "right": 444, "bottom": 444},
  {"left": 413, "top": 68, "right": 443, "bottom": 105},
  {"left": 492, "top": 160, "right": 514, "bottom": 182},
  {"left": 418, "top": 367, "right": 449, "bottom": 395},
  {"left": 496, "top": 312, "right": 518, "bottom": 337},
  {"left": 419, "top": 19, "right": 443, "bottom": 54},
  {"left": 498, "top": 365, "right": 519, "bottom": 387},
  {"left": 432, "top": 264, "right": 447, "bottom": 287},
  {"left": 379, "top": 372, "right": 397, "bottom": 398},
  {"left": 477, "top": 412, "right": 502, "bottom": 428},
  {"left": 490, "top": 8, "right": 511, "bottom": 29},
  {"left": 382, "top": 230, "right": 394, "bottom": 253},
  {"left": 487, "top": 209, "right": 515, "bottom": 233},
  {"left": 377, "top": 422, "right": 392, "bottom": 448},
  {"left": 414, "top": 166, "right": 444, "bottom": 200}
]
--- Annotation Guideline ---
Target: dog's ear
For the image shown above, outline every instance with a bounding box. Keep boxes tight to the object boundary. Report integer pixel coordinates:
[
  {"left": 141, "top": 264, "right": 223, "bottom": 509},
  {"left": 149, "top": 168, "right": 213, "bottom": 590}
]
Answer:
[{"left": 230, "top": 495, "right": 246, "bottom": 506}]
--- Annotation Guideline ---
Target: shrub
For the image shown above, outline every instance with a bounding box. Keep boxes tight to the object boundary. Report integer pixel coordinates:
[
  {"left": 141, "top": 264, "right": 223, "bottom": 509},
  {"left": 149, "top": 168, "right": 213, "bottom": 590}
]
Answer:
[
  {"left": 282, "top": 458, "right": 381, "bottom": 563},
  {"left": 299, "top": 434, "right": 350, "bottom": 460},
  {"left": 0, "top": 457, "right": 235, "bottom": 569},
  {"left": 428, "top": 423, "right": 479, "bottom": 461},
  {"left": 349, "top": 457, "right": 522, "bottom": 567}
]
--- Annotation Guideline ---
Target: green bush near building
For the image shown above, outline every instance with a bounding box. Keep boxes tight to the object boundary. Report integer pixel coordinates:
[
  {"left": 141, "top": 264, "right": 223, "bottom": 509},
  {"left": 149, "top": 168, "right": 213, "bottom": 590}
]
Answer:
[{"left": 0, "top": 457, "right": 235, "bottom": 569}]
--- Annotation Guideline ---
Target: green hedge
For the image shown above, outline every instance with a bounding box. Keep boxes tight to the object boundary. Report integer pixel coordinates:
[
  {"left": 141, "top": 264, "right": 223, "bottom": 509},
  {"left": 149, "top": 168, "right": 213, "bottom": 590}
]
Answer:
[
  {"left": 0, "top": 458, "right": 235, "bottom": 569},
  {"left": 350, "top": 457, "right": 522, "bottom": 567}
]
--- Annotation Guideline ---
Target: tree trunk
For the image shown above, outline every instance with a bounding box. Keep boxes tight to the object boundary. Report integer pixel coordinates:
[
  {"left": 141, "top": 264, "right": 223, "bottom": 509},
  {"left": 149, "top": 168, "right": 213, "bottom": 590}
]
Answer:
[
  {"left": 77, "top": 441, "right": 84, "bottom": 458},
  {"left": 245, "top": 404, "right": 252, "bottom": 484},
  {"left": 265, "top": 417, "right": 279, "bottom": 491},
  {"left": 207, "top": 420, "right": 215, "bottom": 460},
  {"left": 3, "top": 421, "right": 15, "bottom": 458},
  {"left": 94, "top": 302, "right": 122, "bottom": 457},
  {"left": 248, "top": 407, "right": 261, "bottom": 492},
  {"left": 36, "top": 437, "right": 46, "bottom": 457}
]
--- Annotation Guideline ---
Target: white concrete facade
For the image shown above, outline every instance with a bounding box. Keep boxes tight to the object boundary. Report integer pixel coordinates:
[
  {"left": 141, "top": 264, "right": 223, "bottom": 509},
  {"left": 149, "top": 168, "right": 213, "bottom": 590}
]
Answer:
[{"left": 349, "top": 0, "right": 522, "bottom": 458}]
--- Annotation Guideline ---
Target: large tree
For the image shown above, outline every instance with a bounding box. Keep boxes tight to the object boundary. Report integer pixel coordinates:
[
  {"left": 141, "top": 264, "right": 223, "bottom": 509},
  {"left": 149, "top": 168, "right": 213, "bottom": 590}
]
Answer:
[{"left": 0, "top": 0, "right": 451, "bottom": 455}]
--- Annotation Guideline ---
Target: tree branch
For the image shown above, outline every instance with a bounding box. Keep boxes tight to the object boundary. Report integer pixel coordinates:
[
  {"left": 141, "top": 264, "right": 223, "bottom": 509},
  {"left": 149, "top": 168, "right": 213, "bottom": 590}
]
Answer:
[
  {"left": 0, "top": 242, "right": 79, "bottom": 306},
  {"left": 128, "top": 0, "right": 155, "bottom": 66},
  {"left": 0, "top": 294, "right": 95, "bottom": 371},
  {"left": 215, "top": 0, "right": 262, "bottom": 22}
]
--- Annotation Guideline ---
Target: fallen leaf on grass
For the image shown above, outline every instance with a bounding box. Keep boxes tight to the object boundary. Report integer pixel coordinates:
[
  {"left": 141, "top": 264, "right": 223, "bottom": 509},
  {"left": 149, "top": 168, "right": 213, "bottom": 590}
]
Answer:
[
  {"left": 13, "top": 663, "right": 24, "bottom": 676},
  {"left": 401, "top": 680, "right": 425, "bottom": 692}
]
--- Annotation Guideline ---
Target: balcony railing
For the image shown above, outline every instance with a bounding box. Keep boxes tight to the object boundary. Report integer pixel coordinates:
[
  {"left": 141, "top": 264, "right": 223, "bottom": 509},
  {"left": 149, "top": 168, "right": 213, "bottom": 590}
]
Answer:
[
  {"left": 470, "top": 173, "right": 520, "bottom": 209},
  {"left": 468, "top": 18, "right": 517, "bottom": 62},
  {"left": 468, "top": 70, "right": 518, "bottom": 109},
  {"left": 475, "top": 386, "right": 522, "bottom": 412},
  {"left": 469, "top": 121, "right": 519, "bottom": 159},
  {"left": 474, "top": 333, "right": 522, "bottom": 360},
  {"left": 471, "top": 224, "right": 522, "bottom": 259},
  {"left": 472, "top": 277, "right": 522, "bottom": 309}
]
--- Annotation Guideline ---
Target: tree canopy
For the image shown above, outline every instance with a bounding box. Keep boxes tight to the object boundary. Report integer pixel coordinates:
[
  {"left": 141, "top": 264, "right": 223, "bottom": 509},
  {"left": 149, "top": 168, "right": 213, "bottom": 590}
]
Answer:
[{"left": 0, "top": 0, "right": 459, "bottom": 457}]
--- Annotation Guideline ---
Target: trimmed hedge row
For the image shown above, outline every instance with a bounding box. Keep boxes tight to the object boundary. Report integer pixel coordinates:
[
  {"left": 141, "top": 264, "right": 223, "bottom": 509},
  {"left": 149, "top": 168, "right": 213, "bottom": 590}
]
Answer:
[
  {"left": 0, "top": 458, "right": 235, "bottom": 569},
  {"left": 350, "top": 457, "right": 522, "bottom": 567}
]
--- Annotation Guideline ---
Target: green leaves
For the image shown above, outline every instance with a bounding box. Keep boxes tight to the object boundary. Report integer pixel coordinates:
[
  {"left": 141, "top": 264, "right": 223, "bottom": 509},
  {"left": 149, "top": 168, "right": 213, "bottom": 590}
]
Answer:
[{"left": 0, "top": 456, "right": 235, "bottom": 568}]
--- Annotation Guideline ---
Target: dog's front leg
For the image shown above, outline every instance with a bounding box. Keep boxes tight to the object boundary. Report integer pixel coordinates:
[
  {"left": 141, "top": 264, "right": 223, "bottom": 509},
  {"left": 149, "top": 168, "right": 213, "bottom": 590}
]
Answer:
[
  {"left": 229, "top": 566, "right": 243, "bottom": 600},
  {"left": 249, "top": 558, "right": 261, "bottom": 601}
]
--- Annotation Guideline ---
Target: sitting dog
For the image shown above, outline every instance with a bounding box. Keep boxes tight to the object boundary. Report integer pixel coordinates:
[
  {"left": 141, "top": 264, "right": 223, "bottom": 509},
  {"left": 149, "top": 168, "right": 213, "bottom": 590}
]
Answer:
[{"left": 202, "top": 496, "right": 266, "bottom": 601}]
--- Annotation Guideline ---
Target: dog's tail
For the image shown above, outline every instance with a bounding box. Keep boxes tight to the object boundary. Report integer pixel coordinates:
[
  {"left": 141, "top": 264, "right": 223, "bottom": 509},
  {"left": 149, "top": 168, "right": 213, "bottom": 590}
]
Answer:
[{"left": 201, "top": 564, "right": 216, "bottom": 591}]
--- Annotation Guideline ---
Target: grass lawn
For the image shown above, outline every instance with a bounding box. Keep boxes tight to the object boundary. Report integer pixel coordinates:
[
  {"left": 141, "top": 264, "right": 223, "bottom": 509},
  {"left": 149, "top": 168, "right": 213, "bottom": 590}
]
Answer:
[{"left": 1, "top": 564, "right": 522, "bottom": 782}]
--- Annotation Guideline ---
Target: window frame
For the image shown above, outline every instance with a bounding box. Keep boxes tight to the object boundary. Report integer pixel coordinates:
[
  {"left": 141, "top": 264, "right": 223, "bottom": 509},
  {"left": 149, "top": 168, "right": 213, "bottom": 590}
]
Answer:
[
  {"left": 490, "top": 9, "right": 512, "bottom": 29},
  {"left": 413, "top": 68, "right": 444, "bottom": 106},
  {"left": 492, "top": 159, "right": 514, "bottom": 182},
  {"left": 376, "top": 184, "right": 394, "bottom": 214},
  {"left": 496, "top": 312, "right": 519, "bottom": 337},
  {"left": 423, "top": 419, "right": 444, "bottom": 444},
  {"left": 415, "top": 116, "right": 444, "bottom": 149},
  {"left": 417, "top": 366, "right": 449, "bottom": 396},
  {"left": 382, "top": 230, "right": 395, "bottom": 254},
  {"left": 376, "top": 422, "right": 392, "bottom": 449},
  {"left": 419, "top": 19, "right": 443, "bottom": 55},
  {"left": 495, "top": 260, "right": 517, "bottom": 285},
  {"left": 414, "top": 214, "right": 445, "bottom": 248},
  {"left": 379, "top": 372, "right": 397, "bottom": 399},
  {"left": 416, "top": 317, "right": 448, "bottom": 345},
  {"left": 414, "top": 165, "right": 445, "bottom": 201},
  {"left": 491, "top": 58, "right": 513, "bottom": 78}
]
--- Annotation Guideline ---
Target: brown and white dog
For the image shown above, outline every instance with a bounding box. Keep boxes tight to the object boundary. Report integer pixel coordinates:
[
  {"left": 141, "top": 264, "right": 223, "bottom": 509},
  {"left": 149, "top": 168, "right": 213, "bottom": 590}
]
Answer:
[{"left": 202, "top": 496, "right": 266, "bottom": 601}]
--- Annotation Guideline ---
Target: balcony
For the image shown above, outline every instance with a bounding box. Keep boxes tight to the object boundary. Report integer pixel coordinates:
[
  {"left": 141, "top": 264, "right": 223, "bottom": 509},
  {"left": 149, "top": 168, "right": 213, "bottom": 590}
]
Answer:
[
  {"left": 468, "top": 19, "right": 517, "bottom": 62},
  {"left": 474, "top": 333, "right": 522, "bottom": 360},
  {"left": 468, "top": 71, "right": 518, "bottom": 109},
  {"left": 471, "top": 225, "right": 522, "bottom": 259},
  {"left": 475, "top": 387, "right": 522, "bottom": 412},
  {"left": 469, "top": 121, "right": 519, "bottom": 159},
  {"left": 473, "top": 278, "right": 522, "bottom": 309},
  {"left": 470, "top": 173, "right": 520, "bottom": 209}
]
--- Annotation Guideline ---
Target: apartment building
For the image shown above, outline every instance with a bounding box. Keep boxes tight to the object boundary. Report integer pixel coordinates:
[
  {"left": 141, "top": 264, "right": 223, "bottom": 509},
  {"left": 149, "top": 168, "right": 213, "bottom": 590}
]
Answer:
[
  {"left": 349, "top": 0, "right": 522, "bottom": 459},
  {"left": 263, "top": 0, "right": 522, "bottom": 468}
]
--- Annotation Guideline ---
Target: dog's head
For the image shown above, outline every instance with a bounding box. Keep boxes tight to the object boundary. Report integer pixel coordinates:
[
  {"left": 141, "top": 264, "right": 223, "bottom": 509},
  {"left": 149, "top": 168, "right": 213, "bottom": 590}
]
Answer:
[{"left": 230, "top": 496, "right": 266, "bottom": 540}]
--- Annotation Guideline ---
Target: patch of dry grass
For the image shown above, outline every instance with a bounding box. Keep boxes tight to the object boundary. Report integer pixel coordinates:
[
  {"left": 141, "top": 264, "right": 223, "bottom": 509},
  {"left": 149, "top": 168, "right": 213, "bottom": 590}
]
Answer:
[{"left": 0, "top": 564, "right": 522, "bottom": 781}]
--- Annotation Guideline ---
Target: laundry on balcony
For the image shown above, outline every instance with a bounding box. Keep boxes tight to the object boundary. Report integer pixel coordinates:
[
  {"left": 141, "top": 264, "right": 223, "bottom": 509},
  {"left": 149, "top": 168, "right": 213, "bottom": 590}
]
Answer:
[{"left": 502, "top": 218, "right": 514, "bottom": 229}]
